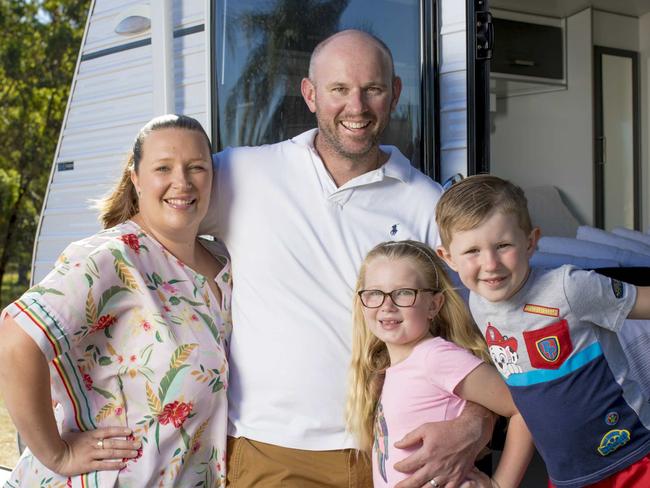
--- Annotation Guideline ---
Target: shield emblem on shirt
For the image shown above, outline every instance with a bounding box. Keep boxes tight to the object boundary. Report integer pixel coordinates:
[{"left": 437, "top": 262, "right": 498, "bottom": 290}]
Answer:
[
  {"left": 524, "top": 319, "right": 572, "bottom": 369},
  {"left": 536, "top": 336, "right": 559, "bottom": 362}
]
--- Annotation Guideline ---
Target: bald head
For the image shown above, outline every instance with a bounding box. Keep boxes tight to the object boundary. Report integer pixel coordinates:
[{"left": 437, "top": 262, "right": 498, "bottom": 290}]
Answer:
[
  {"left": 308, "top": 30, "right": 395, "bottom": 81},
  {"left": 300, "top": 28, "right": 402, "bottom": 171}
]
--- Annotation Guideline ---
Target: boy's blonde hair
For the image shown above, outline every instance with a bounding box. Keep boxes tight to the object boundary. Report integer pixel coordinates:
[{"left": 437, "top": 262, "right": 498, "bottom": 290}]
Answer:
[
  {"left": 346, "top": 240, "right": 490, "bottom": 452},
  {"left": 436, "top": 175, "right": 532, "bottom": 248}
]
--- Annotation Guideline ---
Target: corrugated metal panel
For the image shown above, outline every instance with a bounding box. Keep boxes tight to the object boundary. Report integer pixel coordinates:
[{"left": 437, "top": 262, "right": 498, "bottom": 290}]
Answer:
[
  {"left": 32, "top": 0, "right": 208, "bottom": 283},
  {"left": 439, "top": 0, "right": 468, "bottom": 183},
  {"left": 174, "top": 25, "right": 208, "bottom": 124},
  {"left": 173, "top": 0, "right": 204, "bottom": 28}
]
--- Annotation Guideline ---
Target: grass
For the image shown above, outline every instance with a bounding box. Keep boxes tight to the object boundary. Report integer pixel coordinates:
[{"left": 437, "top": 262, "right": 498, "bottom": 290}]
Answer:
[{"left": 0, "top": 395, "right": 19, "bottom": 469}]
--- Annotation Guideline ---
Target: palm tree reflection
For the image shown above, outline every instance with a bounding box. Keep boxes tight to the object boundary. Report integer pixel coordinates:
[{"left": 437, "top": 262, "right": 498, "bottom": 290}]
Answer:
[{"left": 222, "top": 0, "right": 349, "bottom": 146}]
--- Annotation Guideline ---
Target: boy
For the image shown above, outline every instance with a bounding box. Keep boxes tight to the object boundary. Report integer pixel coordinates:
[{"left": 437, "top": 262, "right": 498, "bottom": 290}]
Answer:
[{"left": 435, "top": 175, "right": 650, "bottom": 488}]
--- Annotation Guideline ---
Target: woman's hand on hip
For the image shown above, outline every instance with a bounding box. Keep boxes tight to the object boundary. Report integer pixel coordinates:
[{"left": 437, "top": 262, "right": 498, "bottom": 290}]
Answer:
[{"left": 49, "top": 427, "right": 141, "bottom": 476}]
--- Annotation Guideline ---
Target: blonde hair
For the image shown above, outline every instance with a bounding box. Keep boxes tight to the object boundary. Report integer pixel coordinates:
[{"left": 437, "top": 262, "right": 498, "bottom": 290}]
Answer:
[
  {"left": 346, "top": 240, "right": 490, "bottom": 452},
  {"left": 436, "top": 174, "right": 532, "bottom": 248},
  {"left": 97, "top": 114, "right": 212, "bottom": 229}
]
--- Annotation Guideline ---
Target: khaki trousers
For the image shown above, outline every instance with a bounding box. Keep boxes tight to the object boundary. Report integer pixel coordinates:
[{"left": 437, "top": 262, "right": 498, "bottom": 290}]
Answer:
[{"left": 226, "top": 436, "right": 372, "bottom": 488}]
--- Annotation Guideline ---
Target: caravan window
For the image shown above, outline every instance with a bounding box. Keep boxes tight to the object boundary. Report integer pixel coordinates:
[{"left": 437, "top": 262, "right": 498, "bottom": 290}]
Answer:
[{"left": 212, "top": 0, "right": 427, "bottom": 168}]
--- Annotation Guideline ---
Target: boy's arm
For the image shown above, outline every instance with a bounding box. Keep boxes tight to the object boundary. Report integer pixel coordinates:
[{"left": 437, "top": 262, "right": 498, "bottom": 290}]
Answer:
[
  {"left": 460, "top": 416, "right": 534, "bottom": 488},
  {"left": 392, "top": 395, "right": 496, "bottom": 488},
  {"left": 492, "top": 414, "right": 535, "bottom": 488},
  {"left": 628, "top": 286, "right": 650, "bottom": 319}
]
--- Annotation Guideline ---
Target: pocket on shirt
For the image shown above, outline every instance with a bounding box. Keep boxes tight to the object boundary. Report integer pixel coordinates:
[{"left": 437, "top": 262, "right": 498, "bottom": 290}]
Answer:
[{"left": 523, "top": 319, "right": 573, "bottom": 370}]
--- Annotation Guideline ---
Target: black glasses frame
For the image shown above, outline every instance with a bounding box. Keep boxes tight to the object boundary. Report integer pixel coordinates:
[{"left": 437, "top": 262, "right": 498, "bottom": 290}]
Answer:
[{"left": 357, "top": 288, "right": 438, "bottom": 308}]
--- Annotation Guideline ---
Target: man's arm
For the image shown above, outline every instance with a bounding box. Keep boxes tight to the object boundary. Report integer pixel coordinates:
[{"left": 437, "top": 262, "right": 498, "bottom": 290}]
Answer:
[
  {"left": 628, "top": 286, "right": 650, "bottom": 319},
  {"left": 199, "top": 152, "right": 226, "bottom": 237},
  {"left": 392, "top": 402, "right": 496, "bottom": 488}
]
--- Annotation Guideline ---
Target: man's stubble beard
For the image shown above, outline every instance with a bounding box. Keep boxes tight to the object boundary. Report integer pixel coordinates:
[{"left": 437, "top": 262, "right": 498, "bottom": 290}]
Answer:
[{"left": 316, "top": 115, "right": 387, "bottom": 164}]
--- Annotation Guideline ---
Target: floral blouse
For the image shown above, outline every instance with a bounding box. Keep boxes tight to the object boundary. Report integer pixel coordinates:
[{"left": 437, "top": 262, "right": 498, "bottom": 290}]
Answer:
[{"left": 2, "top": 221, "right": 231, "bottom": 488}]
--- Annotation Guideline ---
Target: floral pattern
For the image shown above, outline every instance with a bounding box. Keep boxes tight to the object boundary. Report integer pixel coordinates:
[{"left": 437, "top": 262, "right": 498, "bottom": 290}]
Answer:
[
  {"left": 159, "top": 401, "right": 193, "bottom": 428},
  {"left": 3, "top": 220, "right": 230, "bottom": 488}
]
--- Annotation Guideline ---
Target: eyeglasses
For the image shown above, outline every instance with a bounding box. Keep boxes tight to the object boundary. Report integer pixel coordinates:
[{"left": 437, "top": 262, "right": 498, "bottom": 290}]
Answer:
[{"left": 357, "top": 288, "right": 438, "bottom": 308}]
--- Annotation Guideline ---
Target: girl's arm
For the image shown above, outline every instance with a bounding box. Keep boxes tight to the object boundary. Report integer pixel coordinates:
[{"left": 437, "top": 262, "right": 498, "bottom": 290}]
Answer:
[
  {"left": 628, "top": 286, "right": 650, "bottom": 319},
  {"left": 0, "top": 316, "right": 140, "bottom": 476},
  {"left": 455, "top": 363, "right": 535, "bottom": 488}
]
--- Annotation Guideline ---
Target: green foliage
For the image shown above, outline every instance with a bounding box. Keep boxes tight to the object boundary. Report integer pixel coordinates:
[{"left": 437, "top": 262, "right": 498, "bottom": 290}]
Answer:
[{"left": 0, "top": 0, "right": 90, "bottom": 306}]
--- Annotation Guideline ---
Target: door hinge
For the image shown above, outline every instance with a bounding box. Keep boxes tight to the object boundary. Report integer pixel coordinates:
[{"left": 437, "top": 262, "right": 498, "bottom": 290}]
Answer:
[{"left": 476, "top": 11, "right": 493, "bottom": 60}]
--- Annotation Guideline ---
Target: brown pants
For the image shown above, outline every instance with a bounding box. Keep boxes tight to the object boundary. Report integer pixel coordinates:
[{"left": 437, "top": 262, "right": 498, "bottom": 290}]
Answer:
[{"left": 226, "top": 436, "right": 373, "bottom": 487}]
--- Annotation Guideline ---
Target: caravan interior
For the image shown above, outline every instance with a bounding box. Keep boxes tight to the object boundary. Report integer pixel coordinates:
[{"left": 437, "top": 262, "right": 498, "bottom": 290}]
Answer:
[{"left": 489, "top": 0, "right": 650, "bottom": 238}]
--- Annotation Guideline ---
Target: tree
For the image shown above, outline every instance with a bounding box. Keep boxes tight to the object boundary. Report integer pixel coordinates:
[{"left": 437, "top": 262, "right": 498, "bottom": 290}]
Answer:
[{"left": 0, "top": 0, "right": 89, "bottom": 305}]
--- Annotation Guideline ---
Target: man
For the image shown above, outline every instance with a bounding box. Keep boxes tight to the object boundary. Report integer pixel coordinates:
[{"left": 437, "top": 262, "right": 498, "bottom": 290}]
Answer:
[{"left": 203, "top": 30, "right": 493, "bottom": 487}]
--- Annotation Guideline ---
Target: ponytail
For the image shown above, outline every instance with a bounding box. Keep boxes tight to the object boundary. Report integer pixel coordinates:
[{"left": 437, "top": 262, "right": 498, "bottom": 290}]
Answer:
[{"left": 97, "top": 156, "right": 138, "bottom": 229}]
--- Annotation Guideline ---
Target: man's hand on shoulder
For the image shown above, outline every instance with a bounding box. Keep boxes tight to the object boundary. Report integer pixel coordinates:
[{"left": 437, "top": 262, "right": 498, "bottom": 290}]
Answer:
[{"left": 392, "top": 402, "right": 496, "bottom": 488}]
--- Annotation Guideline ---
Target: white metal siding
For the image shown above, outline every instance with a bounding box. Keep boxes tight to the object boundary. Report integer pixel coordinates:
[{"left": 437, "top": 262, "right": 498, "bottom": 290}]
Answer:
[
  {"left": 32, "top": 0, "right": 208, "bottom": 283},
  {"left": 439, "top": 0, "right": 468, "bottom": 183}
]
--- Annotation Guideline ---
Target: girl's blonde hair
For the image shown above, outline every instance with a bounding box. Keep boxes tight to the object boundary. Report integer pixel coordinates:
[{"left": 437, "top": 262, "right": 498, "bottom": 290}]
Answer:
[
  {"left": 97, "top": 114, "right": 212, "bottom": 229},
  {"left": 346, "top": 240, "right": 490, "bottom": 452}
]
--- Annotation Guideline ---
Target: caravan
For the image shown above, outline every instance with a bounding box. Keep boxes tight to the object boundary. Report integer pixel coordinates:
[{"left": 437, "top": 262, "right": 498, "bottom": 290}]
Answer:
[
  {"left": 34, "top": 0, "right": 650, "bottom": 284},
  {"left": 32, "top": 0, "right": 489, "bottom": 283}
]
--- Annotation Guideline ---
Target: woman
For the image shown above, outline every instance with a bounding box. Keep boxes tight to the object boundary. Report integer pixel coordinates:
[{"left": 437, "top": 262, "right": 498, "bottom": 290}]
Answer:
[{"left": 0, "top": 115, "right": 230, "bottom": 487}]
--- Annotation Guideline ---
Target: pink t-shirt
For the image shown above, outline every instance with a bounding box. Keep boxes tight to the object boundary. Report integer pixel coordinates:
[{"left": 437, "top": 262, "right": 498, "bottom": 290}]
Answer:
[{"left": 373, "top": 336, "right": 483, "bottom": 487}]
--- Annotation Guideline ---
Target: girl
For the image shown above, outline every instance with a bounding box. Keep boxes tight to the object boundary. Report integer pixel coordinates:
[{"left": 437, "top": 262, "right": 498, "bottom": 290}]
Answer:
[{"left": 346, "top": 240, "right": 533, "bottom": 488}]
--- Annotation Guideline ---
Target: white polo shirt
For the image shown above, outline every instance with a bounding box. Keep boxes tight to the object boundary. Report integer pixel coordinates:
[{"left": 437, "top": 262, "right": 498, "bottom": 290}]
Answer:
[{"left": 205, "top": 129, "right": 443, "bottom": 450}]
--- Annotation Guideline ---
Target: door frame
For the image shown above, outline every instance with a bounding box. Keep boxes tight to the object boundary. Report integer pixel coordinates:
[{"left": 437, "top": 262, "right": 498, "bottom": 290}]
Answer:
[
  {"left": 593, "top": 46, "right": 640, "bottom": 230},
  {"left": 466, "top": 0, "right": 491, "bottom": 175}
]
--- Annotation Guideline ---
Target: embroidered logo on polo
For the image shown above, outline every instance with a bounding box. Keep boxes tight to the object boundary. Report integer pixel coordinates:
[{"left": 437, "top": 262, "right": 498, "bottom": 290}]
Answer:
[
  {"left": 611, "top": 279, "right": 624, "bottom": 299},
  {"left": 523, "top": 303, "right": 559, "bottom": 318},
  {"left": 390, "top": 224, "right": 399, "bottom": 237},
  {"left": 597, "top": 429, "right": 630, "bottom": 456},
  {"left": 605, "top": 411, "right": 619, "bottom": 426},
  {"left": 523, "top": 319, "right": 573, "bottom": 370}
]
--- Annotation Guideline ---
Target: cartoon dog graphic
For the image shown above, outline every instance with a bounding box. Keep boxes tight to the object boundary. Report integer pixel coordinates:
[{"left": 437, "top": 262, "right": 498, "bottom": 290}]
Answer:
[{"left": 485, "top": 324, "right": 522, "bottom": 378}]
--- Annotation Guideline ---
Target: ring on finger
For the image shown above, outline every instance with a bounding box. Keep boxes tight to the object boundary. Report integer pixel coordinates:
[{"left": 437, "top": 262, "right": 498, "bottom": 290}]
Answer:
[
  {"left": 429, "top": 478, "right": 440, "bottom": 487},
  {"left": 97, "top": 439, "right": 104, "bottom": 449}
]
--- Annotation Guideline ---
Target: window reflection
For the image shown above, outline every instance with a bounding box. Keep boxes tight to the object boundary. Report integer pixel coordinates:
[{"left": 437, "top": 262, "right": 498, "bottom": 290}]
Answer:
[{"left": 213, "top": 0, "right": 421, "bottom": 165}]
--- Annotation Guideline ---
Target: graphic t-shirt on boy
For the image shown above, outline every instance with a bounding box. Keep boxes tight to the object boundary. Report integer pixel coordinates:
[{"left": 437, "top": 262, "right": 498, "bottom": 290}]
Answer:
[{"left": 470, "top": 265, "right": 650, "bottom": 488}]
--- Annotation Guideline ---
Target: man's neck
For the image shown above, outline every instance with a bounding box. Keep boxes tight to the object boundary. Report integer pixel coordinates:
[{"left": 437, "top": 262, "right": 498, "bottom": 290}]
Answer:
[{"left": 314, "top": 135, "right": 389, "bottom": 187}]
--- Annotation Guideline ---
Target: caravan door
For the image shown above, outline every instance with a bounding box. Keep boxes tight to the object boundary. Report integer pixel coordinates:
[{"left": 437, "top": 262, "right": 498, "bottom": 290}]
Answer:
[{"left": 210, "top": 0, "right": 437, "bottom": 176}]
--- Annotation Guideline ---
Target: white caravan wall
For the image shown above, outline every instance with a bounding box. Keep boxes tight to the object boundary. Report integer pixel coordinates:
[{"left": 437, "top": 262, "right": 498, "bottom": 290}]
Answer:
[
  {"left": 593, "top": 10, "right": 639, "bottom": 52},
  {"left": 439, "top": 0, "right": 468, "bottom": 182},
  {"left": 32, "top": 0, "right": 208, "bottom": 283},
  {"left": 490, "top": 9, "right": 593, "bottom": 225}
]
